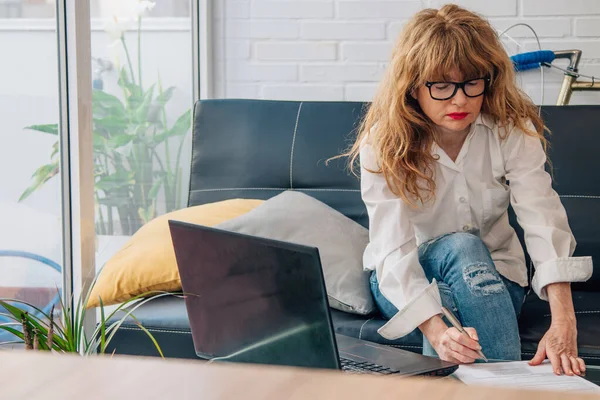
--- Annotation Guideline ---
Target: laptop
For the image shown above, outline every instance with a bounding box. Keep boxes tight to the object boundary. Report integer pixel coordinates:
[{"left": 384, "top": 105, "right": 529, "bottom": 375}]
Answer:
[{"left": 168, "top": 220, "right": 458, "bottom": 377}]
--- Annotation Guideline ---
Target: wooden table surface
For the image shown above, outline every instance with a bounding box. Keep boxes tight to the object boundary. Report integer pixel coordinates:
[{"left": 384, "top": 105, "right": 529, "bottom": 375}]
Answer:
[{"left": 1, "top": 350, "right": 599, "bottom": 399}]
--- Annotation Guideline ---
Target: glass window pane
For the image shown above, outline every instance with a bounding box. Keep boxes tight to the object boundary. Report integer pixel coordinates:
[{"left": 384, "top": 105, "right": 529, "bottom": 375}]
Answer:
[
  {"left": 0, "top": 0, "right": 62, "bottom": 343},
  {"left": 0, "top": 0, "right": 55, "bottom": 18},
  {"left": 90, "top": 1, "right": 193, "bottom": 271}
]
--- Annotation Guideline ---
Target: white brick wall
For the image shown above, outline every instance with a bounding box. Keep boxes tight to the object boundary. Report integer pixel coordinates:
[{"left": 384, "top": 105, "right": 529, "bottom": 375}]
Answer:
[
  {"left": 575, "top": 18, "right": 600, "bottom": 37},
  {"left": 226, "top": 20, "right": 300, "bottom": 39},
  {"left": 255, "top": 41, "right": 338, "bottom": 60},
  {"left": 337, "top": 1, "right": 422, "bottom": 19},
  {"left": 215, "top": 0, "right": 600, "bottom": 104}
]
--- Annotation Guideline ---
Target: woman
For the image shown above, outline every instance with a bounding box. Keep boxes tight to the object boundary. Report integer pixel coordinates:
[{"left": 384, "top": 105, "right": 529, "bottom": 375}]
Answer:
[{"left": 345, "top": 5, "right": 592, "bottom": 375}]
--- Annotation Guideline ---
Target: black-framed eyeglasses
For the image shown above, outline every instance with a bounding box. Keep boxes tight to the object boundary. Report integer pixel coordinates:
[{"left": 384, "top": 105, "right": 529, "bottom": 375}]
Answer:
[{"left": 425, "top": 77, "right": 490, "bottom": 101}]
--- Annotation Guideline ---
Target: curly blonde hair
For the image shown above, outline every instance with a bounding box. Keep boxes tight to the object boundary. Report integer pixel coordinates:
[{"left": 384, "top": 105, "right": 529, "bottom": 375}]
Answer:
[{"left": 344, "top": 4, "right": 546, "bottom": 206}]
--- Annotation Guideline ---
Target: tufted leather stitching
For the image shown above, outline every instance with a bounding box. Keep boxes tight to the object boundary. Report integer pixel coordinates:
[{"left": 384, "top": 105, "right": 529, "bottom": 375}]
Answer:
[
  {"left": 117, "top": 328, "right": 600, "bottom": 359},
  {"left": 384, "top": 348, "right": 600, "bottom": 358},
  {"left": 191, "top": 187, "right": 360, "bottom": 193},
  {"left": 522, "top": 351, "right": 600, "bottom": 360},
  {"left": 543, "top": 310, "right": 600, "bottom": 318},
  {"left": 358, "top": 317, "right": 373, "bottom": 340},
  {"left": 385, "top": 344, "right": 424, "bottom": 349},
  {"left": 290, "top": 102, "right": 303, "bottom": 190},
  {"left": 560, "top": 195, "right": 600, "bottom": 199},
  {"left": 118, "top": 326, "right": 192, "bottom": 335}
]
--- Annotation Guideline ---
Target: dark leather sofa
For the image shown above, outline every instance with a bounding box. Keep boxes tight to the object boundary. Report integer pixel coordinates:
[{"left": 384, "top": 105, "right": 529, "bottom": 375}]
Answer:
[{"left": 107, "top": 100, "right": 600, "bottom": 365}]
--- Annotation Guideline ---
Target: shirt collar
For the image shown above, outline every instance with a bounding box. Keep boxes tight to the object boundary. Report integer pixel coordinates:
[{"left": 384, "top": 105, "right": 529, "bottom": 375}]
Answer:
[
  {"left": 430, "top": 113, "right": 492, "bottom": 170},
  {"left": 475, "top": 112, "right": 494, "bottom": 130}
]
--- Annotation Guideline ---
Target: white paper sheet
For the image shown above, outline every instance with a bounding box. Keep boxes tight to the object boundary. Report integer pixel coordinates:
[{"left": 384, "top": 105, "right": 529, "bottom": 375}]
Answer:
[{"left": 453, "top": 360, "right": 600, "bottom": 393}]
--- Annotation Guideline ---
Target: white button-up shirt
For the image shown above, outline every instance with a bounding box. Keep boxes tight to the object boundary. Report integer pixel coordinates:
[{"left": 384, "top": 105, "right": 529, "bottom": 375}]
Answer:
[{"left": 360, "top": 114, "right": 593, "bottom": 340}]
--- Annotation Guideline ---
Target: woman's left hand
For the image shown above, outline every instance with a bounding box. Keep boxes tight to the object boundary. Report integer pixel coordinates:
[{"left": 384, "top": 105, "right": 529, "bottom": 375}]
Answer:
[{"left": 528, "top": 320, "right": 586, "bottom": 376}]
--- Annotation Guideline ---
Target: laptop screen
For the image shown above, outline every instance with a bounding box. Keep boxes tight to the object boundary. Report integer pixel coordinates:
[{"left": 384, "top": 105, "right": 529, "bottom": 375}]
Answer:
[{"left": 169, "top": 221, "right": 340, "bottom": 369}]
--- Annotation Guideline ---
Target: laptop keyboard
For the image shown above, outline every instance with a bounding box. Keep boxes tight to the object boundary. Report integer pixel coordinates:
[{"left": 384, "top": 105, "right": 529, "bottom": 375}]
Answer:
[{"left": 340, "top": 358, "right": 400, "bottom": 375}]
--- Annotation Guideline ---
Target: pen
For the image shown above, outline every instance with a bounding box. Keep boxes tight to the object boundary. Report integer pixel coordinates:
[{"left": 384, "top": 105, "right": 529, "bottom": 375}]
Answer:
[{"left": 440, "top": 306, "right": 488, "bottom": 362}]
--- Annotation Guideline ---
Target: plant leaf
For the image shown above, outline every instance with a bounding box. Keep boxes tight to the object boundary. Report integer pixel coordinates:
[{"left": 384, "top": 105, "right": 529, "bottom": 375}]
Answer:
[
  {"left": 107, "top": 133, "right": 134, "bottom": 149},
  {"left": 75, "top": 294, "right": 87, "bottom": 355},
  {"left": 134, "top": 84, "right": 156, "bottom": 124},
  {"left": 128, "top": 314, "right": 164, "bottom": 358},
  {"left": 99, "top": 297, "right": 106, "bottom": 354},
  {"left": 92, "top": 89, "right": 127, "bottom": 121},
  {"left": 25, "top": 124, "right": 59, "bottom": 135},
  {"left": 0, "top": 322, "right": 22, "bottom": 327},
  {"left": 31, "top": 163, "right": 58, "bottom": 180},
  {"left": 137, "top": 204, "right": 155, "bottom": 224},
  {"left": 18, "top": 162, "right": 59, "bottom": 202},
  {"left": 0, "top": 301, "right": 49, "bottom": 330},
  {"left": 0, "top": 300, "right": 67, "bottom": 351},
  {"left": 147, "top": 175, "right": 165, "bottom": 200},
  {"left": 94, "top": 115, "right": 128, "bottom": 134},
  {"left": 0, "top": 325, "right": 25, "bottom": 342},
  {"left": 152, "top": 109, "right": 191, "bottom": 144},
  {"left": 101, "top": 293, "right": 171, "bottom": 355},
  {"left": 93, "top": 133, "right": 108, "bottom": 149},
  {"left": 169, "top": 109, "right": 192, "bottom": 137},
  {"left": 50, "top": 141, "right": 59, "bottom": 158},
  {"left": 0, "top": 299, "right": 66, "bottom": 342},
  {"left": 62, "top": 292, "right": 78, "bottom": 353},
  {"left": 154, "top": 86, "right": 175, "bottom": 106},
  {"left": 77, "top": 270, "right": 105, "bottom": 355},
  {"left": 0, "top": 310, "right": 52, "bottom": 351},
  {"left": 95, "top": 170, "right": 135, "bottom": 191},
  {"left": 118, "top": 66, "right": 143, "bottom": 100},
  {"left": 96, "top": 196, "right": 131, "bottom": 208},
  {"left": 0, "top": 340, "right": 25, "bottom": 346}
]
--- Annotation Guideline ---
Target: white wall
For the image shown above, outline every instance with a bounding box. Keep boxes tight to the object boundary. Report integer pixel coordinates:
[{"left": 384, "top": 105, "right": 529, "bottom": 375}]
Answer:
[{"left": 213, "top": 0, "right": 600, "bottom": 105}]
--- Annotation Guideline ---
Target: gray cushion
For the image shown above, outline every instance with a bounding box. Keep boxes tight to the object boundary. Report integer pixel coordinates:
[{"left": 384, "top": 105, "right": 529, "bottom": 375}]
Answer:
[{"left": 215, "top": 191, "right": 375, "bottom": 315}]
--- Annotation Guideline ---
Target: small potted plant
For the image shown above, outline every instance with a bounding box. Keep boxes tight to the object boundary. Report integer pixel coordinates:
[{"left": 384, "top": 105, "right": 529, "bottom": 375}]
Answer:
[{"left": 0, "top": 276, "right": 172, "bottom": 356}]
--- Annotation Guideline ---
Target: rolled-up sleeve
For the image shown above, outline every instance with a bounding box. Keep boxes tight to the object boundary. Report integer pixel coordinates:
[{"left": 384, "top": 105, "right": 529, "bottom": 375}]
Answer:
[
  {"left": 360, "top": 142, "right": 441, "bottom": 339},
  {"left": 504, "top": 126, "right": 593, "bottom": 301}
]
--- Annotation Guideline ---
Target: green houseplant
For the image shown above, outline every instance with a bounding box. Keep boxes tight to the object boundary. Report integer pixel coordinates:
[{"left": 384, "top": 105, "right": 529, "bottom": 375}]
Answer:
[
  {"left": 20, "top": 1, "right": 191, "bottom": 236},
  {"left": 0, "top": 278, "right": 171, "bottom": 356}
]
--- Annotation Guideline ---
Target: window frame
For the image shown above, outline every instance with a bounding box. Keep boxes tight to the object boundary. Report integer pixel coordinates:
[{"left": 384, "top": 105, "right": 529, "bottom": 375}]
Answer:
[{"left": 55, "top": 0, "right": 207, "bottom": 338}]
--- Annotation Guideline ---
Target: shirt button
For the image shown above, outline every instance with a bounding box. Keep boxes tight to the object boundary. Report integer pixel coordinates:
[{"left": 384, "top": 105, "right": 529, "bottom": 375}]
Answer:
[
  {"left": 462, "top": 225, "right": 471, "bottom": 231},
  {"left": 459, "top": 197, "right": 467, "bottom": 203}
]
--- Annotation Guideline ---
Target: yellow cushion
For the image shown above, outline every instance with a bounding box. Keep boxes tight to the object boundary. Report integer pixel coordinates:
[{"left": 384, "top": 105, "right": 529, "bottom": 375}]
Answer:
[{"left": 87, "top": 199, "right": 264, "bottom": 308}]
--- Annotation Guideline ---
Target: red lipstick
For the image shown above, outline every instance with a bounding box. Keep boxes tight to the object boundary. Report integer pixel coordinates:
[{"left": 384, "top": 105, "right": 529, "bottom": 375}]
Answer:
[{"left": 447, "top": 113, "right": 469, "bottom": 120}]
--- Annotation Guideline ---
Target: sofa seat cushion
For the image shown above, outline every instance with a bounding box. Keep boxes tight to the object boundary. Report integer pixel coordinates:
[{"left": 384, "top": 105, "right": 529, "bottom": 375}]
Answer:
[
  {"left": 335, "top": 290, "right": 600, "bottom": 366},
  {"left": 332, "top": 291, "right": 600, "bottom": 365},
  {"left": 106, "top": 296, "right": 197, "bottom": 359},
  {"left": 518, "top": 290, "right": 600, "bottom": 364},
  {"left": 108, "top": 290, "right": 600, "bottom": 365}
]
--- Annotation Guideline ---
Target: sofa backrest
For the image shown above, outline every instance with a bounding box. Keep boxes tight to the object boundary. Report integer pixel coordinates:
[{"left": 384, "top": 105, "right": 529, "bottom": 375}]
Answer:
[
  {"left": 189, "top": 100, "right": 368, "bottom": 225},
  {"left": 537, "top": 106, "right": 600, "bottom": 289},
  {"left": 190, "top": 100, "right": 598, "bottom": 290}
]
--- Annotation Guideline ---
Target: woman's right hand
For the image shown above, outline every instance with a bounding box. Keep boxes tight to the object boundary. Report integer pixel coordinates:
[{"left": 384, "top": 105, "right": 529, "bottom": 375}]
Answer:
[
  {"left": 432, "top": 326, "right": 482, "bottom": 364},
  {"left": 419, "top": 315, "right": 482, "bottom": 364}
]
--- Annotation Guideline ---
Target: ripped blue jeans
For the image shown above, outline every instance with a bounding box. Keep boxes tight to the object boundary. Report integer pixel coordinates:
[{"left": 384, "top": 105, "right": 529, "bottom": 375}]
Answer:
[{"left": 370, "top": 232, "right": 525, "bottom": 361}]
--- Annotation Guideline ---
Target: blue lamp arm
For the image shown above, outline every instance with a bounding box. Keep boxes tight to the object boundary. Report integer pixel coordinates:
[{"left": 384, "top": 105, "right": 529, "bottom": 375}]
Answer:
[{"left": 0, "top": 250, "right": 62, "bottom": 318}]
